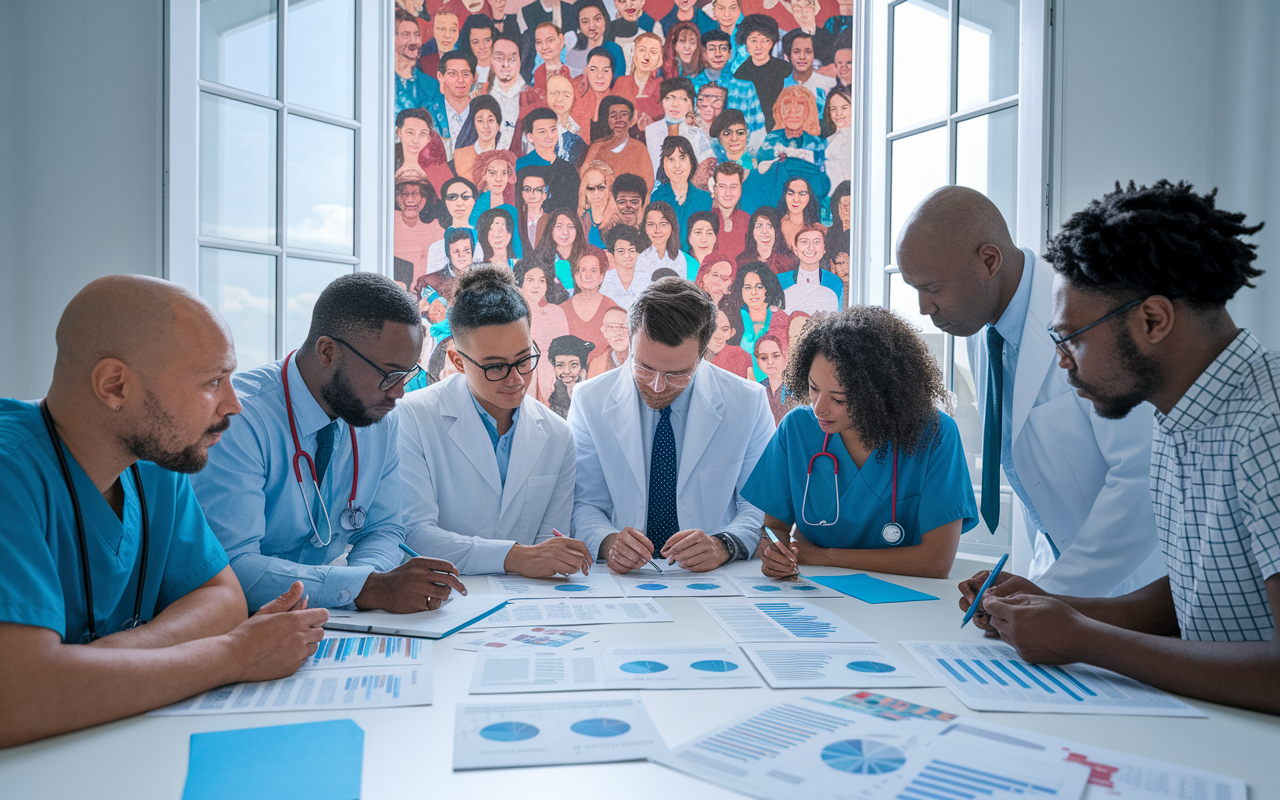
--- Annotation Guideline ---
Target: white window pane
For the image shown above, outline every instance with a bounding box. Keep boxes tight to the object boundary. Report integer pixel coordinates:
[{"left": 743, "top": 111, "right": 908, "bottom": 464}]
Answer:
[
  {"left": 286, "top": 115, "right": 355, "bottom": 253},
  {"left": 891, "top": 0, "right": 949, "bottom": 131},
  {"left": 886, "top": 271, "right": 945, "bottom": 367},
  {"left": 956, "top": 106, "right": 1018, "bottom": 235},
  {"left": 889, "top": 126, "right": 948, "bottom": 258},
  {"left": 285, "top": 259, "right": 353, "bottom": 351},
  {"left": 200, "top": 0, "right": 278, "bottom": 98},
  {"left": 200, "top": 94, "right": 277, "bottom": 244},
  {"left": 200, "top": 248, "right": 276, "bottom": 370},
  {"left": 958, "top": 0, "right": 1019, "bottom": 110},
  {"left": 287, "top": 0, "right": 356, "bottom": 118}
]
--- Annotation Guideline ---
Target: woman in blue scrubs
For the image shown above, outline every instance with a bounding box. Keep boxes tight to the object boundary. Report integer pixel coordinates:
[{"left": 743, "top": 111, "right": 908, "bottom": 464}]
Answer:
[{"left": 741, "top": 306, "right": 978, "bottom": 579}]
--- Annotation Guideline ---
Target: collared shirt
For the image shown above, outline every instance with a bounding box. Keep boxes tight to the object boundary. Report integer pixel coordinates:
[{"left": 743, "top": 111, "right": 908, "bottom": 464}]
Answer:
[
  {"left": 691, "top": 71, "right": 767, "bottom": 143},
  {"left": 396, "top": 67, "right": 446, "bottom": 136},
  {"left": 988, "top": 252, "right": 1048, "bottom": 537},
  {"left": 471, "top": 391, "right": 521, "bottom": 486},
  {"left": 488, "top": 77, "right": 526, "bottom": 150},
  {"left": 600, "top": 260, "right": 661, "bottom": 311},
  {"left": 782, "top": 267, "right": 840, "bottom": 314},
  {"left": 443, "top": 99, "right": 470, "bottom": 155},
  {"left": 0, "top": 399, "right": 229, "bottom": 644},
  {"left": 1152, "top": 329, "right": 1280, "bottom": 641},
  {"left": 189, "top": 355, "right": 406, "bottom": 612}
]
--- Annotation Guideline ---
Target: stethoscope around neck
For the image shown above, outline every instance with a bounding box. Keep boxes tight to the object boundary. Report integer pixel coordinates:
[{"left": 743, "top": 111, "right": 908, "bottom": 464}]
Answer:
[
  {"left": 283, "top": 351, "right": 366, "bottom": 547},
  {"left": 802, "top": 432, "right": 905, "bottom": 546}
]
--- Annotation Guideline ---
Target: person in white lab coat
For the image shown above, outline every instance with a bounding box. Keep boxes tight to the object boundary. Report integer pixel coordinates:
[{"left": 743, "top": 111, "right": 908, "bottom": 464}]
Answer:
[
  {"left": 569, "top": 276, "right": 775, "bottom": 573},
  {"left": 397, "top": 265, "right": 592, "bottom": 577},
  {"left": 895, "top": 186, "right": 1165, "bottom": 597}
]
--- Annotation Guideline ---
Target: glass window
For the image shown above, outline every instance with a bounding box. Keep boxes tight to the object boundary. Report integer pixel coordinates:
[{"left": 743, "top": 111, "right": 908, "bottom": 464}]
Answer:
[
  {"left": 958, "top": 0, "right": 1020, "bottom": 110},
  {"left": 285, "top": 258, "right": 353, "bottom": 352},
  {"left": 956, "top": 106, "right": 1019, "bottom": 233},
  {"left": 199, "top": 248, "right": 276, "bottom": 369},
  {"left": 287, "top": 0, "right": 356, "bottom": 117},
  {"left": 286, "top": 115, "right": 355, "bottom": 254},
  {"left": 891, "top": 0, "right": 949, "bottom": 131},
  {"left": 889, "top": 126, "right": 948, "bottom": 253},
  {"left": 199, "top": 0, "right": 278, "bottom": 98},
  {"left": 199, "top": 94, "right": 277, "bottom": 244}
]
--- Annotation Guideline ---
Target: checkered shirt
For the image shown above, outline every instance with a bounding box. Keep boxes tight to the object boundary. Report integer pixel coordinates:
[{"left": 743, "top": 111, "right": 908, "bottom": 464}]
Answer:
[
  {"left": 692, "top": 71, "right": 767, "bottom": 140},
  {"left": 1152, "top": 329, "right": 1280, "bottom": 641}
]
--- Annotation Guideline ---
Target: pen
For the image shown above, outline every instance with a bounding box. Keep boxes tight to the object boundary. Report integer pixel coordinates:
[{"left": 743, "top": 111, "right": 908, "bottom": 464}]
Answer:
[
  {"left": 961, "top": 553, "right": 1009, "bottom": 628},
  {"left": 399, "top": 542, "right": 467, "bottom": 595},
  {"left": 551, "top": 529, "right": 590, "bottom": 576},
  {"left": 764, "top": 524, "right": 800, "bottom": 573}
]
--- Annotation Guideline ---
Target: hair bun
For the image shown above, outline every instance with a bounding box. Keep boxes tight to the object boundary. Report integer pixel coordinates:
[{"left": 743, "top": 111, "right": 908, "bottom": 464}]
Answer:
[{"left": 455, "top": 264, "right": 517, "bottom": 297}]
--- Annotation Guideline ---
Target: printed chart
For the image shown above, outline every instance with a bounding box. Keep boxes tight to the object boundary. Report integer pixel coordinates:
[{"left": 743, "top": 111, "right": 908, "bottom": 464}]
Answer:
[
  {"left": 488, "top": 571, "right": 625, "bottom": 599},
  {"left": 727, "top": 575, "right": 844, "bottom": 598},
  {"left": 453, "top": 692, "right": 664, "bottom": 769},
  {"left": 700, "top": 599, "right": 875, "bottom": 643},
  {"left": 902, "top": 641, "right": 1205, "bottom": 717},
  {"left": 615, "top": 574, "right": 743, "bottom": 597},
  {"left": 740, "top": 643, "right": 937, "bottom": 689},
  {"left": 470, "top": 644, "right": 763, "bottom": 693},
  {"left": 453, "top": 627, "right": 596, "bottom": 652},
  {"left": 305, "top": 632, "right": 428, "bottom": 669},
  {"left": 464, "top": 598, "right": 674, "bottom": 629},
  {"left": 149, "top": 664, "right": 433, "bottom": 716}
]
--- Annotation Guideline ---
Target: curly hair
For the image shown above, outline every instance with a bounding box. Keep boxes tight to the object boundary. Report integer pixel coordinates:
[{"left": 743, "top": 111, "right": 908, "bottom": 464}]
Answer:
[
  {"left": 1044, "top": 180, "right": 1265, "bottom": 308},
  {"left": 772, "top": 85, "right": 822, "bottom": 137},
  {"left": 728, "top": 261, "right": 787, "bottom": 312},
  {"left": 782, "top": 306, "right": 952, "bottom": 457}
]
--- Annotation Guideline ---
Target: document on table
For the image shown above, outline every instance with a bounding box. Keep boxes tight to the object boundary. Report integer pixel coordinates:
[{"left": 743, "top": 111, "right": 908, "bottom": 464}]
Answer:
[
  {"left": 323, "top": 593, "right": 507, "bottom": 638},
  {"left": 487, "top": 570, "right": 625, "bottom": 598},
  {"left": 653, "top": 696, "right": 1090, "bottom": 800},
  {"left": 727, "top": 574, "right": 844, "bottom": 598},
  {"left": 453, "top": 691, "right": 665, "bottom": 770},
  {"left": 181, "top": 720, "right": 363, "bottom": 800},
  {"left": 469, "top": 644, "right": 763, "bottom": 693},
  {"left": 700, "top": 598, "right": 875, "bottom": 643},
  {"left": 150, "top": 664, "right": 433, "bottom": 716},
  {"left": 901, "top": 641, "right": 1206, "bottom": 717},
  {"left": 453, "top": 626, "right": 599, "bottom": 652},
  {"left": 740, "top": 643, "right": 938, "bottom": 689},
  {"left": 462, "top": 597, "right": 674, "bottom": 628},
  {"left": 614, "top": 573, "right": 744, "bottom": 597},
  {"left": 303, "top": 631, "right": 431, "bottom": 669}
]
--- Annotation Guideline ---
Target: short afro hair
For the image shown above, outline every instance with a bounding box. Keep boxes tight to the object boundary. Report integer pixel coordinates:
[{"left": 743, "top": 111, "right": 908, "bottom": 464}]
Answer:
[
  {"left": 782, "top": 307, "right": 951, "bottom": 457},
  {"left": 736, "top": 14, "right": 780, "bottom": 47},
  {"left": 1045, "top": 179, "right": 1264, "bottom": 309},
  {"left": 304, "top": 272, "right": 420, "bottom": 348}
]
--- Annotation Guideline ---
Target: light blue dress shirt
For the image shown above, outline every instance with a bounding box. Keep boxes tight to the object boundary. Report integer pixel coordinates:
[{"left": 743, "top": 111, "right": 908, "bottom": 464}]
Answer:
[
  {"left": 471, "top": 392, "right": 520, "bottom": 486},
  {"left": 991, "top": 253, "right": 1050, "bottom": 540},
  {"left": 189, "top": 355, "right": 406, "bottom": 612},
  {"left": 0, "top": 399, "right": 228, "bottom": 643}
]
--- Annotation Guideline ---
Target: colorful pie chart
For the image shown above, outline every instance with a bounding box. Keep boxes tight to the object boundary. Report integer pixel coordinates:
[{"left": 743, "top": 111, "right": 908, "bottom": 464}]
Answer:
[{"left": 821, "top": 739, "right": 906, "bottom": 774}]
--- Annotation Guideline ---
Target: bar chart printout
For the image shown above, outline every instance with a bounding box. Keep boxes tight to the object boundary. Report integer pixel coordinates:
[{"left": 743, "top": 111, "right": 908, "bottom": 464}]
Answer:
[
  {"left": 900, "top": 641, "right": 1205, "bottom": 717},
  {"left": 740, "top": 643, "right": 938, "bottom": 689},
  {"left": 304, "top": 632, "right": 428, "bottom": 669},
  {"left": 149, "top": 664, "right": 433, "bottom": 716},
  {"left": 699, "top": 599, "right": 875, "bottom": 643},
  {"left": 653, "top": 697, "right": 1089, "bottom": 800}
]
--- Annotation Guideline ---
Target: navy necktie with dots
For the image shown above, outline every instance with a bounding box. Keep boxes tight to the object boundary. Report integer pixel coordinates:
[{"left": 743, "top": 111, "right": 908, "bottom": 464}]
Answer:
[{"left": 645, "top": 406, "right": 679, "bottom": 557}]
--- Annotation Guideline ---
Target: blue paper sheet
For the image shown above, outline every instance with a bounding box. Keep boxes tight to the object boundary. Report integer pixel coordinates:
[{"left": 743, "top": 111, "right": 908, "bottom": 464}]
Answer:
[
  {"left": 182, "top": 719, "right": 363, "bottom": 800},
  {"left": 809, "top": 573, "right": 939, "bottom": 604}
]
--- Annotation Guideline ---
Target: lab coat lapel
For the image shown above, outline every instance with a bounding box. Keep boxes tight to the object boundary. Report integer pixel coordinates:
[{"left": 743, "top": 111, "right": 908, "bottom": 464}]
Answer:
[
  {"left": 442, "top": 377, "right": 503, "bottom": 496},
  {"left": 1012, "top": 250, "right": 1056, "bottom": 443},
  {"left": 606, "top": 370, "right": 647, "bottom": 496},
  {"left": 499, "top": 399, "right": 549, "bottom": 518},
  {"left": 677, "top": 367, "right": 724, "bottom": 493}
]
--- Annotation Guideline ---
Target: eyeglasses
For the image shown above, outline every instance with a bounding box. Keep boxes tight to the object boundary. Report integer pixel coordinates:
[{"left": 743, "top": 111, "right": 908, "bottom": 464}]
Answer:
[
  {"left": 445, "top": 192, "right": 474, "bottom": 202},
  {"left": 1046, "top": 298, "right": 1145, "bottom": 358},
  {"left": 522, "top": 185, "right": 549, "bottom": 195},
  {"left": 331, "top": 337, "right": 423, "bottom": 391},
  {"left": 722, "top": 127, "right": 748, "bottom": 137},
  {"left": 633, "top": 361, "right": 696, "bottom": 392},
  {"left": 457, "top": 343, "right": 541, "bottom": 381},
  {"left": 586, "top": 183, "right": 607, "bottom": 192}
]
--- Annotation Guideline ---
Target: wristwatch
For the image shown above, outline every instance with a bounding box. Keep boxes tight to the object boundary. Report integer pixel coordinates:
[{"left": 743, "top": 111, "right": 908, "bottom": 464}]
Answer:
[{"left": 712, "top": 532, "right": 739, "bottom": 562}]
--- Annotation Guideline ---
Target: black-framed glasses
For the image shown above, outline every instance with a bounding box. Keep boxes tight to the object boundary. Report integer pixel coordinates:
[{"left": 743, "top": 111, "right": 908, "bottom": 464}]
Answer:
[
  {"left": 331, "top": 337, "right": 423, "bottom": 391},
  {"left": 1046, "top": 298, "right": 1144, "bottom": 357},
  {"left": 456, "top": 343, "right": 541, "bottom": 381},
  {"left": 444, "top": 192, "right": 474, "bottom": 202}
]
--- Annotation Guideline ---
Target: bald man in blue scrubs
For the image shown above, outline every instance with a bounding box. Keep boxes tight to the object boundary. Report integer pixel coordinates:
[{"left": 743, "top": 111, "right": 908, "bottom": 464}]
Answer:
[{"left": 0, "top": 275, "right": 328, "bottom": 747}]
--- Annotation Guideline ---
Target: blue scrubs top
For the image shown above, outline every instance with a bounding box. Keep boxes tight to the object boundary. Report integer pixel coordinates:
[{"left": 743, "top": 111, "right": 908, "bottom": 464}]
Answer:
[
  {"left": 742, "top": 406, "right": 978, "bottom": 550},
  {"left": 0, "top": 399, "right": 229, "bottom": 643}
]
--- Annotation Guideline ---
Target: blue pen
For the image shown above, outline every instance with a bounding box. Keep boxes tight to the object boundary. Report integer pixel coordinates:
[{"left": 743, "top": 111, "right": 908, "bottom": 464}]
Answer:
[{"left": 961, "top": 553, "right": 1009, "bottom": 628}]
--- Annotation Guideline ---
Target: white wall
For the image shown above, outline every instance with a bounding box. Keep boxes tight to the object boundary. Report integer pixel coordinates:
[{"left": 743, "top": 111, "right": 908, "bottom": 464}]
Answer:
[
  {"left": 0, "top": 0, "right": 165, "bottom": 400},
  {"left": 1053, "top": 0, "right": 1280, "bottom": 349}
]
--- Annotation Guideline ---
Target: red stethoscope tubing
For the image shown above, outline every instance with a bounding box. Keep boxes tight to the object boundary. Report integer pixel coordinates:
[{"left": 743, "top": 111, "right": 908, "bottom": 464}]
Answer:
[
  {"left": 806, "top": 433, "right": 899, "bottom": 526},
  {"left": 283, "top": 350, "right": 359, "bottom": 512}
]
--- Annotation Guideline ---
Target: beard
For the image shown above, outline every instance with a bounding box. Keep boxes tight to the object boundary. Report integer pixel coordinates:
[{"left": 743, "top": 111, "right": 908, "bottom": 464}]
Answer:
[
  {"left": 1068, "top": 328, "right": 1163, "bottom": 420},
  {"left": 122, "top": 389, "right": 231, "bottom": 473},
  {"left": 320, "top": 364, "right": 380, "bottom": 427}
]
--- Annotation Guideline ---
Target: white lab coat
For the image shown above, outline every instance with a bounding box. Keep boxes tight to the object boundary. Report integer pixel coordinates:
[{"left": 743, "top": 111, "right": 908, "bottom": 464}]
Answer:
[
  {"left": 968, "top": 250, "right": 1166, "bottom": 597},
  {"left": 568, "top": 359, "right": 774, "bottom": 560},
  {"left": 396, "top": 374, "right": 576, "bottom": 575}
]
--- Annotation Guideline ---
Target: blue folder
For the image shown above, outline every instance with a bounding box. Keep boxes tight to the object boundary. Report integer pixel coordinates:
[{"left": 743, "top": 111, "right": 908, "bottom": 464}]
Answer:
[
  {"left": 810, "top": 573, "right": 939, "bottom": 604},
  {"left": 182, "top": 719, "right": 363, "bottom": 800}
]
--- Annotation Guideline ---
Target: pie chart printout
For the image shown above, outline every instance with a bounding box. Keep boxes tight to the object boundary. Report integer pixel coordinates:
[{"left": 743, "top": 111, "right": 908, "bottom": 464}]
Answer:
[
  {"left": 619, "top": 661, "right": 669, "bottom": 674},
  {"left": 752, "top": 585, "right": 783, "bottom": 592},
  {"left": 479, "top": 722, "right": 540, "bottom": 742},
  {"left": 690, "top": 660, "right": 740, "bottom": 672},
  {"left": 570, "top": 718, "right": 633, "bottom": 737},
  {"left": 847, "top": 661, "right": 897, "bottom": 673},
  {"left": 687, "top": 584, "right": 722, "bottom": 590},
  {"left": 821, "top": 739, "right": 907, "bottom": 774},
  {"left": 635, "top": 583, "right": 668, "bottom": 591},
  {"left": 554, "top": 585, "right": 591, "bottom": 592}
]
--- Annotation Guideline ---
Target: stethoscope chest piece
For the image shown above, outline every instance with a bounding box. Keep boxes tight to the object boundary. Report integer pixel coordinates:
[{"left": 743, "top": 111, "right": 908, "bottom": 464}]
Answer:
[
  {"left": 881, "top": 521, "right": 905, "bottom": 545},
  {"left": 341, "top": 506, "right": 367, "bottom": 531}
]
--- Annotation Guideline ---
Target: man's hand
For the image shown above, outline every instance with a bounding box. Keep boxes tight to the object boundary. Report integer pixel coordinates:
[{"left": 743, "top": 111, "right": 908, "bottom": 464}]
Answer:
[
  {"left": 661, "top": 529, "right": 729, "bottom": 572},
  {"left": 982, "top": 593, "right": 1093, "bottom": 665},
  {"left": 225, "top": 581, "right": 329, "bottom": 683},
  {"left": 957, "top": 570, "right": 1046, "bottom": 637},
  {"left": 604, "top": 527, "right": 655, "bottom": 574},
  {"left": 506, "top": 538, "right": 594, "bottom": 578},
  {"left": 356, "top": 557, "right": 467, "bottom": 612}
]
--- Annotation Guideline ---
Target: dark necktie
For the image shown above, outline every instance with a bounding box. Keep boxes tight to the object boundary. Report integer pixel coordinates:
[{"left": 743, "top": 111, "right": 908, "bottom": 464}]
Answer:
[
  {"left": 314, "top": 421, "right": 337, "bottom": 487},
  {"left": 981, "top": 326, "right": 1004, "bottom": 533},
  {"left": 646, "top": 406, "right": 679, "bottom": 556}
]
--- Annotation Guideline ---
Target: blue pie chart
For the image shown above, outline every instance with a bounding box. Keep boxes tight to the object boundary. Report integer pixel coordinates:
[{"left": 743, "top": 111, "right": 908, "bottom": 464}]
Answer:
[
  {"left": 691, "top": 660, "right": 739, "bottom": 672},
  {"left": 480, "top": 721, "right": 540, "bottom": 742},
  {"left": 687, "top": 583, "right": 722, "bottom": 590},
  {"left": 570, "top": 718, "right": 632, "bottom": 737},
  {"left": 792, "top": 585, "right": 818, "bottom": 591},
  {"left": 555, "top": 584, "right": 591, "bottom": 592},
  {"left": 635, "top": 583, "right": 668, "bottom": 591},
  {"left": 847, "top": 661, "right": 896, "bottom": 673},
  {"left": 752, "top": 585, "right": 783, "bottom": 592},
  {"left": 620, "top": 660, "right": 669, "bottom": 674},
  {"left": 821, "top": 740, "right": 906, "bottom": 774}
]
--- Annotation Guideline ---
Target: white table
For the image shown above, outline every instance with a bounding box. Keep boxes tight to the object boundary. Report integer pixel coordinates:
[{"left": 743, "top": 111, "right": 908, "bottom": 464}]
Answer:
[{"left": 2, "top": 558, "right": 1276, "bottom": 798}]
